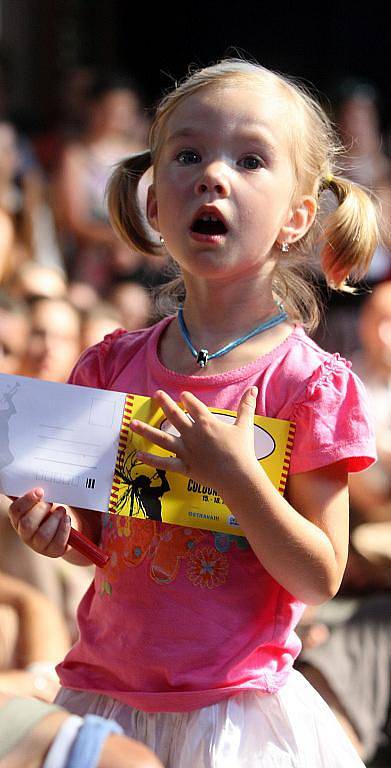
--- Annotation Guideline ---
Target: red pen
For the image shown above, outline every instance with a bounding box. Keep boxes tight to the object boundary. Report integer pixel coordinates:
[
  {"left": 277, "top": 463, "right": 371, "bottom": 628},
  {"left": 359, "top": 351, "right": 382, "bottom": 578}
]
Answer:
[{"left": 68, "top": 526, "right": 110, "bottom": 568}]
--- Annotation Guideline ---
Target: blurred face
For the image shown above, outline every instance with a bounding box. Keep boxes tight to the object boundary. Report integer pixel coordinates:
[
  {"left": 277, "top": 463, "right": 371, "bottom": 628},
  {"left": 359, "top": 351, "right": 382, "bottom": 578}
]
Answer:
[
  {"left": 0, "top": 123, "right": 19, "bottom": 181},
  {"left": 360, "top": 286, "right": 391, "bottom": 369},
  {"left": 0, "top": 310, "right": 29, "bottom": 374},
  {"left": 148, "top": 83, "right": 314, "bottom": 287},
  {"left": 16, "top": 266, "right": 67, "bottom": 301},
  {"left": 93, "top": 89, "right": 140, "bottom": 135},
  {"left": 22, "top": 300, "right": 81, "bottom": 382},
  {"left": 339, "top": 97, "right": 379, "bottom": 155},
  {"left": 81, "top": 315, "right": 120, "bottom": 350},
  {"left": 111, "top": 284, "right": 151, "bottom": 330}
]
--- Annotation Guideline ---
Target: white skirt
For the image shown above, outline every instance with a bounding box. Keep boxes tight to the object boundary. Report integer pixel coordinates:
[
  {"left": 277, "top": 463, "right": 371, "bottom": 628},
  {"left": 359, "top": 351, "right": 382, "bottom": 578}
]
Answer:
[{"left": 55, "top": 670, "right": 365, "bottom": 768}]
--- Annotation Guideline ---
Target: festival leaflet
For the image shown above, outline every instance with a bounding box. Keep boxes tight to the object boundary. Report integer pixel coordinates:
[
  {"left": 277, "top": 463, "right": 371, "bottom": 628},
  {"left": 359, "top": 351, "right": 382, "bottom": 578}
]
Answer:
[{"left": 0, "top": 374, "right": 295, "bottom": 536}]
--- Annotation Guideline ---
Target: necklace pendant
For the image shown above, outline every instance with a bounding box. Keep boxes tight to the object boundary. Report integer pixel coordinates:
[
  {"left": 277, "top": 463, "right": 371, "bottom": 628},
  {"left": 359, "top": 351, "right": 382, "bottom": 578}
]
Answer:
[{"left": 196, "top": 349, "right": 209, "bottom": 367}]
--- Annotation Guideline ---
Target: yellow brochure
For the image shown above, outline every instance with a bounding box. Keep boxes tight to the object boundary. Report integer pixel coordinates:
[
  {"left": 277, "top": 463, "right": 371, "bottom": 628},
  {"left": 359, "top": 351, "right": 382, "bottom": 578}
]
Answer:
[{"left": 110, "top": 394, "right": 295, "bottom": 536}]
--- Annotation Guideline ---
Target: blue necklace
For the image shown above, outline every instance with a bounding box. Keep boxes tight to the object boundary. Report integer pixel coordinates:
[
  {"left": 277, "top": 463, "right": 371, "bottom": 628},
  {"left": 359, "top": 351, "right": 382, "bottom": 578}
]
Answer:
[{"left": 177, "top": 303, "right": 288, "bottom": 367}]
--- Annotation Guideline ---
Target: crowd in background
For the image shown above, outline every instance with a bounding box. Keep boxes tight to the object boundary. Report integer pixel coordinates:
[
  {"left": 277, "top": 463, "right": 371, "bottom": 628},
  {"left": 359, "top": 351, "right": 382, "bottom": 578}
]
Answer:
[{"left": 0, "top": 67, "right": 391, "bottom": 766}]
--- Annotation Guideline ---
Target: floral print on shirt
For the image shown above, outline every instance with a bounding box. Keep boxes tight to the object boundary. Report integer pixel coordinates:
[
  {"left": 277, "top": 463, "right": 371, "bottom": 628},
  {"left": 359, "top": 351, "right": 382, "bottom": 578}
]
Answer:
[{"left": 99, "top": 515, "right": 249, "bottom": 594}]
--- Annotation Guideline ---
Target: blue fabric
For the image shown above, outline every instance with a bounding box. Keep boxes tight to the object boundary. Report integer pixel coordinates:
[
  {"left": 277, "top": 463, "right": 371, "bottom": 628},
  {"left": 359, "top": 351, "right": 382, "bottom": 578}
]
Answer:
[{"left": 66, "top": 714, "right": 123, "bottom": 768}]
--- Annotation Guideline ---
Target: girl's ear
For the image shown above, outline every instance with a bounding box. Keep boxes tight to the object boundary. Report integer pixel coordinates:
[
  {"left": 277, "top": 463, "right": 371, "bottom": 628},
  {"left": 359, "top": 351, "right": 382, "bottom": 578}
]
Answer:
[
  {"left": 146, "top": 185, "right": 160, "bottom": 233},
  {"left": 278, "top": 195, "right": 317, "bottom": 246}
]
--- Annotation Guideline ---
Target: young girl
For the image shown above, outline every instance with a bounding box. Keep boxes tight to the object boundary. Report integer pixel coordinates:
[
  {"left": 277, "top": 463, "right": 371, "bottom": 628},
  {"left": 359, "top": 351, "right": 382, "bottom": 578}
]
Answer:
[{"left": 8, "top": 60, "right": 379, "bottom": 767}]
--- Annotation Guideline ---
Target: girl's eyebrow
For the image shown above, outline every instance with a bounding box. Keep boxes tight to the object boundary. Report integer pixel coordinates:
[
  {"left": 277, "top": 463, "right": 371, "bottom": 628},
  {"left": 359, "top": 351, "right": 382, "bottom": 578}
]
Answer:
[
  {"left": 236, "top": 124, "right": 278, "bottom": 149},
  {"left": 166, "top": 125, "right": 277, "bottom": 150},
  {"left": 166, "top": 128, "right": 199, "bottom": 144}
]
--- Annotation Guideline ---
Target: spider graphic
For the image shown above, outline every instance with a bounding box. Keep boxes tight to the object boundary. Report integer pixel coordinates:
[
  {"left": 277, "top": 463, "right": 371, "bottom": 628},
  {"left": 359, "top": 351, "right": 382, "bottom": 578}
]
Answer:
[{"left": 114, "top": 449, "right": 170, "bottom": 522}]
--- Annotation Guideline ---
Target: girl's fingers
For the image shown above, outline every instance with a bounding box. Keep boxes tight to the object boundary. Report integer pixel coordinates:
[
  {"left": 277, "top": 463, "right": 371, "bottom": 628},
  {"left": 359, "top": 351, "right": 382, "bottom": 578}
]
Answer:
[
  {"left": 17, "top": 503, "right": 54, "bottom": 543},
  {"left": 155, "top": 390, "right": 194, "bottom": 434},
  {"left": 235, "top": 386, "right": 258, "bottom": 428},
  {"left": 8, "top": 488, "right": 45, "bottom": 527},
  {"left": 129, "top": 419, "right": 181, "bottom": 453},
  {"left": 180, "top": 391, "right": 212, "bottom": 421},
  {"left": 10, "top": 502, "right": 53, "bottom": 537},
  {"left": 31, "top": 508, "right": 71, "bottom": 556},
  {"left": 136, "top": 450, "right": 185, "bottom": 475}
]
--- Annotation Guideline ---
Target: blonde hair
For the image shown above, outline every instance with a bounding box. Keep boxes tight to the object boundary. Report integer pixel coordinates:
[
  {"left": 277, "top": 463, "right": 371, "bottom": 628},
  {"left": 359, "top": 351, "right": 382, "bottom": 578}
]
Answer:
[{"left": 107, "top": 59, "right": 380, "bottom": 329}]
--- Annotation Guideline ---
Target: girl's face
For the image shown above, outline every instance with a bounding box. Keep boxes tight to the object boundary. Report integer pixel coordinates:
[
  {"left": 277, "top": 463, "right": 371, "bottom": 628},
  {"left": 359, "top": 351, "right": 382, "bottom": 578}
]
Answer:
[{"left": 147, "top": 83, "right": 315, "bottom": 285}]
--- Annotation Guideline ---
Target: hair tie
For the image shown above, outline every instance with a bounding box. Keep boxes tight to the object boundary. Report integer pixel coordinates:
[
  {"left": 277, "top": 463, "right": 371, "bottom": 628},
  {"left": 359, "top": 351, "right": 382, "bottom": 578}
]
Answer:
[{"left": 319, "top": 173, "right": 334, "bottom": 195}]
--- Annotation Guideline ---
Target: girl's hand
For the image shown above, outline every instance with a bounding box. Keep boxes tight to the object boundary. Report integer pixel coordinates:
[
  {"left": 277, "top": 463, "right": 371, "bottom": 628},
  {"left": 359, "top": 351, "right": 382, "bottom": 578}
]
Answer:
[
  {"left": 129, "top": 387, "right": 260, "bottom": 496},
  {"left": 8, "top": 488, "right": 71, "bottom": 558}
]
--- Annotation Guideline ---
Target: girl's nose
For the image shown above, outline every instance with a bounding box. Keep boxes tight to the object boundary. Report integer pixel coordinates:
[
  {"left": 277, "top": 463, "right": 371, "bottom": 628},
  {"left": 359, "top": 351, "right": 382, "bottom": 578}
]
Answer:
[{"left": 194, "top": 162, "right": 230, "bottom": 197}]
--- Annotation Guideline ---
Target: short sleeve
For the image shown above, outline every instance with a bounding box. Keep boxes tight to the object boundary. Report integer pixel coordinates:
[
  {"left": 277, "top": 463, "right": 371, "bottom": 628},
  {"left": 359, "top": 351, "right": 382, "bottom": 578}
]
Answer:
[
  {"left": 288, "top": 354, "right": 377, "bottom": 474},
  {"left": 68, "top": 329, "right": 127, "bottom": 389}
]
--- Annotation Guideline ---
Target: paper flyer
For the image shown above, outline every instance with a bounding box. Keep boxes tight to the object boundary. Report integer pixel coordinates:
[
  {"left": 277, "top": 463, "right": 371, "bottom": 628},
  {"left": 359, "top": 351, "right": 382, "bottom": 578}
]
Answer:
[{"left": 0, "top": 374, "right": 295, "bottom": 536}]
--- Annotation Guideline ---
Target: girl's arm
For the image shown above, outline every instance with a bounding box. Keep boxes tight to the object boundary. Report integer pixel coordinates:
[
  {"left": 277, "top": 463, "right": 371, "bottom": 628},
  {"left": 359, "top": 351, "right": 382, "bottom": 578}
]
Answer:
[
  {"left": 7, "top": 489, "right": 102, "bottom": 567},
  {"left": 222, "top": 459, "right": 349, "bottom": 605},
  {"left": 130, "top": 387, "right": 349, "bottom": 605}
]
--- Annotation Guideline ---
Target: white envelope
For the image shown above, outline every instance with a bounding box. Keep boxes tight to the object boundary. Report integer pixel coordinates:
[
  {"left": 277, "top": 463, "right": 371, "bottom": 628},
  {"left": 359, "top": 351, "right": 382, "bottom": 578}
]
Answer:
[{"left": 0, "top": 373, "right": 126, "bottom": 511}]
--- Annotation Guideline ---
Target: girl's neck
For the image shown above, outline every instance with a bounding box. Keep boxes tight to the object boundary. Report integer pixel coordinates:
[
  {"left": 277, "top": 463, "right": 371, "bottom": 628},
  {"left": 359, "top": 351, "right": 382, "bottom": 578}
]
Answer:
[
  {"left": 158, "top": 275, "right": 293, "bottom": 376},
  {"left": 180, "top": 272, "right": 277, "bottom": 341}
]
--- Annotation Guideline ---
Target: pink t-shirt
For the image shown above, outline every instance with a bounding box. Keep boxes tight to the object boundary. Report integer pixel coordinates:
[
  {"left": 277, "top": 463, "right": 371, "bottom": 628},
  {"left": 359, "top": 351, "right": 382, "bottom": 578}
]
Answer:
[{"left": 57, "top": 318, "right": 376, "bottom": 712}]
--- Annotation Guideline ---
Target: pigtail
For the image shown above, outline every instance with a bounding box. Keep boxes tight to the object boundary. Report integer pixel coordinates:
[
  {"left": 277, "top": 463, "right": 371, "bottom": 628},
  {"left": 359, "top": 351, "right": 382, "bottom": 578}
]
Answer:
[
  {"left": 318, "top": 175, "right": 380, "bottom": 289},
  {"left": 107, "top": 150, "right": 163, "bottom": 256}
]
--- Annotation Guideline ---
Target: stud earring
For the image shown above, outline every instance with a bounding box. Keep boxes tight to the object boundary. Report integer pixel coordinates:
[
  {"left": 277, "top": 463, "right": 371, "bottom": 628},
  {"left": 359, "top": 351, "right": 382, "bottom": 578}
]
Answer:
[
  {"left": 279, "top": 242, "right": 290, "bottom": 253},
  {"left": 159, "top": 235, "right": 165, "bottom": 245}
]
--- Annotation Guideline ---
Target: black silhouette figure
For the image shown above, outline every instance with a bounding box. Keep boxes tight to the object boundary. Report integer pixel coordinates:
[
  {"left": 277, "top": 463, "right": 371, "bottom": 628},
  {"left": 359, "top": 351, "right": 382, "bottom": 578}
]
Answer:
[
  {"left": 115, "top": 450, "right": 170, "bottom": 521},
  {"left": 0, "top": 383, "right": 19, "bottom": 471}
]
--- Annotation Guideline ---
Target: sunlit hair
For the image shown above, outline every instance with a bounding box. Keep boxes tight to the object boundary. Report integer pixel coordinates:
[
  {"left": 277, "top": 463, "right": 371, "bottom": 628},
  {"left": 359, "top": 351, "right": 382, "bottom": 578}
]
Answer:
[{"left": 107, "top": 59, "right": 380, "bottom": 330}]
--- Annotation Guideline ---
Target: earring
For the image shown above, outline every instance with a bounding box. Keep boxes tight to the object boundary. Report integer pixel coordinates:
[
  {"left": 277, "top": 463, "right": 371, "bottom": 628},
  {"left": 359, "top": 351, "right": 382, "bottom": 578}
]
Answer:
[
  {"left": 279, "top": 242, "right": 290, "bottom": 253},
  {"left": 159, "top": 235, "right": 165, "bottom": 245}
]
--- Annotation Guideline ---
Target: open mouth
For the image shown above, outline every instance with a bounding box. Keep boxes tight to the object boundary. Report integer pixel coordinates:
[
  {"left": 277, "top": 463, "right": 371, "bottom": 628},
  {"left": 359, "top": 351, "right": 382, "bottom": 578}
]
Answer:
[{"left": 191, "top": 214, "right": 227, "bottom": 236}]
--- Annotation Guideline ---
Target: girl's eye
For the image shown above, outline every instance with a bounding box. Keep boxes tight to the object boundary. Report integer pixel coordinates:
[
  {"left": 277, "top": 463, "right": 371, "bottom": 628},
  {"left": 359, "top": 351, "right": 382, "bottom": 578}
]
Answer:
[
  {"left": 176, "top": 150, "right": 201, "bottom": 165},
  {"left": 238, "top": 155, "right": 263, "bottom": 170}
]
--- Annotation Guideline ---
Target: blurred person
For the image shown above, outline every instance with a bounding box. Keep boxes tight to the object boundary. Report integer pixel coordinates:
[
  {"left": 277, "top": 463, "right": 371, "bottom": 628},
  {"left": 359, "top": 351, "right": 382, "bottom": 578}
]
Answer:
[
  {"left": 0, "top": 208, "right": 14, "bottom": 285},
  {"left": 0, "top": 293, "right": 29, "bottom": 375},
  {"left": 332, "top": 283, "right": 391, "bottom": 590},
  {"left": 19, "top": 297, "right": 81, "bottom": 383},
  {"left": 0, "top": 121, "right": 64, "bottom": 277},
  {"left": 314, "top": 80, "right": 391, "bottom": 357},
  {"left": 67, "top": 281, "right": 100, "bottom": 313},
  {"left": 298, "top": 284, "right": 391, "bottom": 765},
  {"left": 33, "top": 66, "right": 97, "bottom": 175},
  {"left": 349, "top": 282, "right": 391, "bottom": 525},
  {"left": 297, "top": 594, "right": 391, "bottom": 765},
  {"left": 0, "top": 693, "right": 163, "bottom": 768},
  {"left": 337, "top": 79, "right": 390, "bottom": 189},
  {"left": 0, "top": 570, "right": 70, "bottom": 702},
  {"left": 1, "top": 296, "right": 85, "bottom": 640},
  {"left": 345, "top": 281, "right": 391, "bottom": 584},
  {"left": 54, "top": 75, "right": 148, "bottom": 292},
  {"left": 109, "top": 281, "right": 152, "bottom": 330},
  {"left": 0, "top": 493, "right": 92, "bottom": 643},
  {"left": 0, "top": 121, "right": 31, "bottom": 267},
  {"left": 0, "top": 122, "right": 16, "bottom": 286},
  {"left": 336, "top": 80, "right": 391, "bottom": 282},
  {"left": 80, "top": 302, "right": 121, "bottom": 350},
  {"left": 6, "top": 262, "right": 67, "bottom": 302}
]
